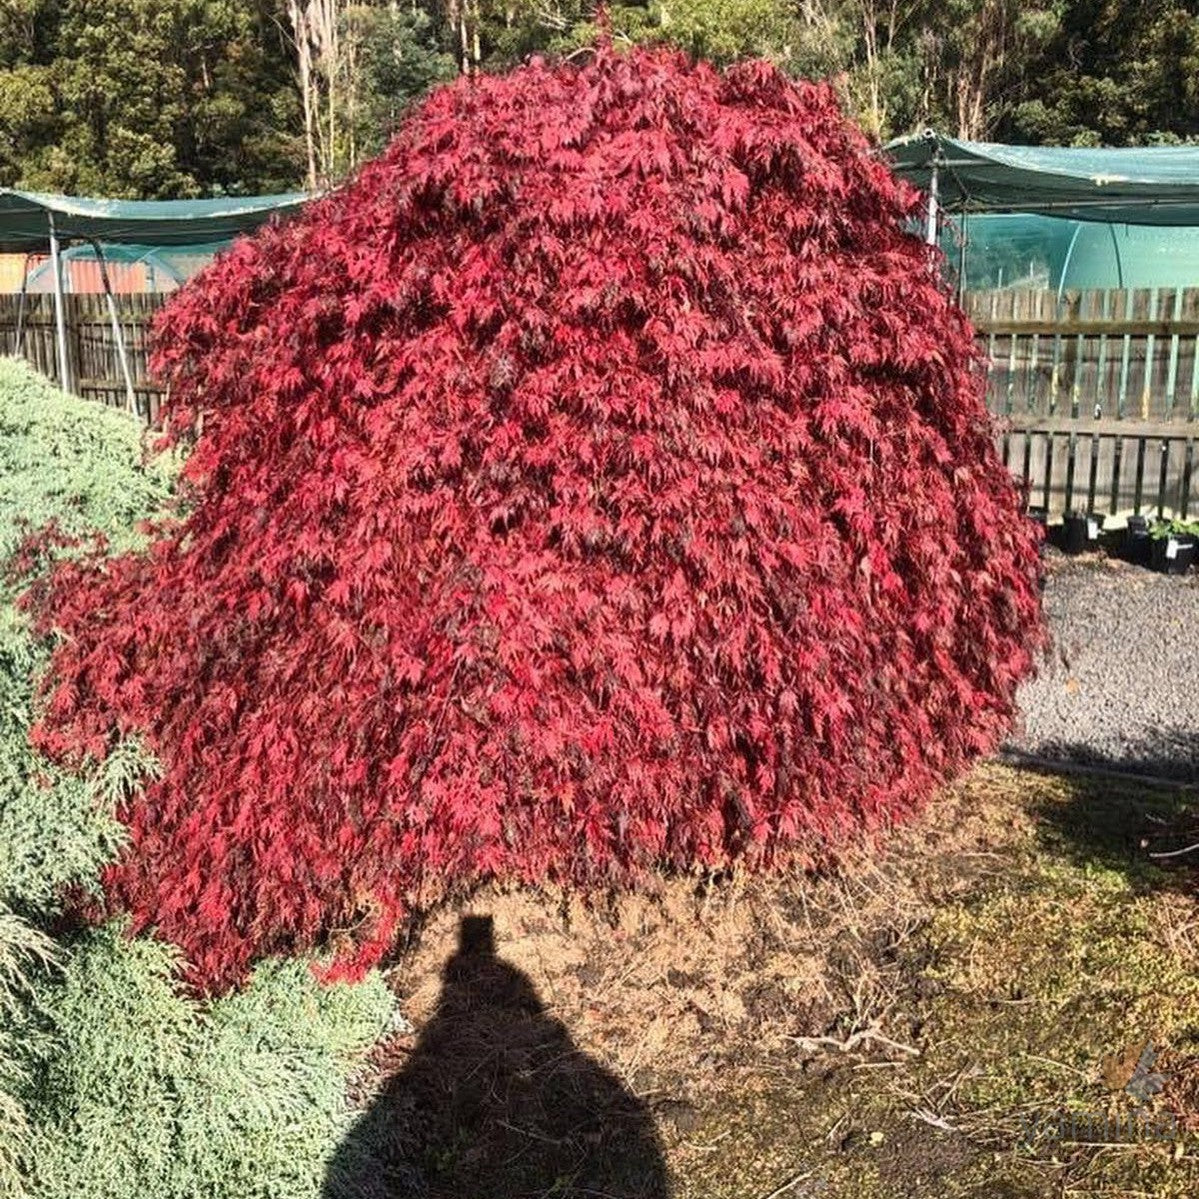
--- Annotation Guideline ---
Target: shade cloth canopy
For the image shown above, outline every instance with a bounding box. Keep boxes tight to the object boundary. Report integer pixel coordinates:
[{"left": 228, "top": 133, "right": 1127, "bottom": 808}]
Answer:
[
  {"left": 886, "top": 132, "right": 1199, "bottom": 225},
  {"left": 0, "top": 189, "right": 308, "bottom": 250}
]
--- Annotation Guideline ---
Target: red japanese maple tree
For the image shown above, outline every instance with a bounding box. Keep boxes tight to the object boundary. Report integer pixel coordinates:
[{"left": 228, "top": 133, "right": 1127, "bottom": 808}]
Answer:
[{"left": 32, "top": 47, "right": 1043, "bottom": 990}]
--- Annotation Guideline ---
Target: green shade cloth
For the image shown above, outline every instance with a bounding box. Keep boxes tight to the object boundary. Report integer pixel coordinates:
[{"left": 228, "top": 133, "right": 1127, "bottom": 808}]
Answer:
[
  {"left": 0, "top": 188, "right": 309, "bottom": 250},
  {"left": 886, "top": 132, "right": 1199, "bottom": 225}
]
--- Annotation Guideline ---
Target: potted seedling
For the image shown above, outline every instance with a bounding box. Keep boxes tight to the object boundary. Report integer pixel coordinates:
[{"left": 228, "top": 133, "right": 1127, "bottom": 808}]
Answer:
[
  {"left": 1061, "top": 509, "right": 1105, "bottom": 555},
  {"left": 1150, "top": 518, "right": 1199, "bottom": 575},
  {"left": 1123, "top": 514, "right": 1152, "bottom": 567}
]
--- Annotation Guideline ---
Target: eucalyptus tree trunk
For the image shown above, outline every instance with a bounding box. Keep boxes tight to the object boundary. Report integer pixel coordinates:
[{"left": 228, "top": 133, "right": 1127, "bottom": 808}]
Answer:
[
  {"left": 287, "top": 0, "right": 343, "bottom": 186},
  {"left": 288, "top": 0, "right": 320, "bottom": 189}
]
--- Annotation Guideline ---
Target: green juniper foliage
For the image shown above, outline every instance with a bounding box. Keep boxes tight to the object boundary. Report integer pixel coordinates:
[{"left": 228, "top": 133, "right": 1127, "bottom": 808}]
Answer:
[
  {"left": 0, "top": 355, "right": 171, "bottom": 561},
  {"left": 22, "top": 929, "right": 393, "bottom": 1199},
  {"left": 0, "top": 354, "right": 170, "bottom": 912},
  {"left": 0, "top": 358, "right": 394, "bottom": 1199},
  {"left": 0, "top": 913, "right": 57, "bottom": 1198},
  {"left": 0, "top": 357, "right": 173, "bottom": 1193}
]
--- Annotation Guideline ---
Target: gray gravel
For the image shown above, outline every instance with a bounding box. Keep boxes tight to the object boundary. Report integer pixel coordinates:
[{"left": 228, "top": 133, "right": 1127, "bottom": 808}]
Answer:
[{"left": 1010, "top": 551, "right": 1199, "bottom": 782}]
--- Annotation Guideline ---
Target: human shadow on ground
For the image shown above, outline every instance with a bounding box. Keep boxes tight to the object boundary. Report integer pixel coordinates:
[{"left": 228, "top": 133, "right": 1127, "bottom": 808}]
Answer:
[{"left": 323, "top": 915, "right": 672, "bottom": 1199}]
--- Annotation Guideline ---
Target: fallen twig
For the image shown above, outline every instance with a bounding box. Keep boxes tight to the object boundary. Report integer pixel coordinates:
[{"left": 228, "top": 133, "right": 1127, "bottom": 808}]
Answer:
[
  {"left": 908, "top": 1107, "right": 959, "bottom": 1133},
  {"left": 789, "top": 1022, "right": 920, "bottom": 1058},
  {"left": 759, "top": 1170, "right": 815, "bottom": 1199},
  {"left": 1149, "top": 841, "right": 1199, "bottom": 859}
]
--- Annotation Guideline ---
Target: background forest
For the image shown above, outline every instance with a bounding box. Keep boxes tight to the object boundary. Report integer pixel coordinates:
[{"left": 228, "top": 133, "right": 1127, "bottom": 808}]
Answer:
[{"left": 0, "top": 0, "right": 1198, "bottom": 200}]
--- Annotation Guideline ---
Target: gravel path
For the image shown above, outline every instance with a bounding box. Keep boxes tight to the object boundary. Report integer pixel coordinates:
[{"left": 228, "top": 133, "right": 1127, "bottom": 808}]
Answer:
[{"left": 1010, "top": 552, "right": 1199, "bottom": 782}]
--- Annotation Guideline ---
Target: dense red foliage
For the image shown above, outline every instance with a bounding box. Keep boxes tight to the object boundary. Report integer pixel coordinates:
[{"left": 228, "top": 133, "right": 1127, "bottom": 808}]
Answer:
[{"left": 33, "top": 47, "right": 1043, "bottom": 990}]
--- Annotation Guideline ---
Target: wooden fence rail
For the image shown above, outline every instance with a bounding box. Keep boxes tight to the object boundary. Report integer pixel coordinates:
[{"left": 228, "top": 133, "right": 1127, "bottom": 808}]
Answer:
[
  {"left": 965, "top": 286, "right": 1199, "bottom": 519},
  {"left": 5, "top": 286, "right": 1199, "bottom": 521},
  {"left": 0, "top": 292, "right": 167, "bottom": 422}
]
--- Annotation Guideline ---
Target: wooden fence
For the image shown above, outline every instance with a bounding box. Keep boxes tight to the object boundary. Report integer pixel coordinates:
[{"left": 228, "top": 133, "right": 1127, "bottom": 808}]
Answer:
[
  {"left": 0, "top": 292, "right": 167, "bottom": 422},
  {"left": 6, "top": 286, "right": 1199, "bottom": 521},
  {"left": 966, "top": 287, "right": 1199, "bottom": 519}
]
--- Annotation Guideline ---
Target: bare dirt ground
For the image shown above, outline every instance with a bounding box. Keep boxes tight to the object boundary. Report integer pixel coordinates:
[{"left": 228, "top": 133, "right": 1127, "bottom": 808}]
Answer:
[{"left": 339, "top": 764, "right": 1199, "bottom": 1199}]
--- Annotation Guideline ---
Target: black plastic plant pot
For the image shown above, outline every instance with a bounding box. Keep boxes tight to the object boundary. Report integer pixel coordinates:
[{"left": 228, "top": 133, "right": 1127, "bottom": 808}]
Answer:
[
  {"left": 1124, "top": 515, "right": 1152, "bottom": 566},
  {"left": 1151, "top": 532, "right": 1198, "bottom": 575},
  {"left": 1062, "top": 511, "right": 1103, "bottom": 555}
]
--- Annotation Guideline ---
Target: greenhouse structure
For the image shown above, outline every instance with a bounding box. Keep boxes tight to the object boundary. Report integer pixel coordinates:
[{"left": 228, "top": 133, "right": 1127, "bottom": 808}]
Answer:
[
  {"left": 886, "top": 132, "right": 1199, "bottom": 293},
  {"left": 887, "top": 133, "right": 1199, "bottom": 522},
  {"left": 0, "top": 188, "right": 307, "bottom": 409}
]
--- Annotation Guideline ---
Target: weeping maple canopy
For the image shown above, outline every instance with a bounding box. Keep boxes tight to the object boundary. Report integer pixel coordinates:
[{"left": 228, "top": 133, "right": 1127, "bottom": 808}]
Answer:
[{"left": 33, "top": 47, "right": 1043, "bottom": 990}]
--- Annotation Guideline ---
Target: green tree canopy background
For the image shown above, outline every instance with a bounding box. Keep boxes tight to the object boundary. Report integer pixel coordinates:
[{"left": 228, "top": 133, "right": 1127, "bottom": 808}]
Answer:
[{"left": 0, "top": 0, "right": 1196, "bottom": 198}]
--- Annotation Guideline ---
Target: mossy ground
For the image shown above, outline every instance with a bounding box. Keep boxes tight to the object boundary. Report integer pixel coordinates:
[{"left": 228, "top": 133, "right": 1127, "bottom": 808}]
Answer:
[
  {"left": 667, "top": 765, "right": 1199, "bottom": 1198},
  {"left": 370, "top": 764, "right": 1199, "bottom": 1197}
]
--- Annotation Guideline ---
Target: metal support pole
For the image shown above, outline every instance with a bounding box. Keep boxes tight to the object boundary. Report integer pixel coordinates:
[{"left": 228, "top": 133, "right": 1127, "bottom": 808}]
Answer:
[
  {"left": 925, "top": 160, "right": 940, "bottom": 246},
  {"left": 957, "top": 213, "right": 968, "bottom": 302},
  {"left": 1058, "top": 222, "right": 1083, "bottom": 303},
  {"left": 91, "top": 240, "right": 138, "bottom": 416},
  {"left": 47, "top": 211, "right": 72, "bottom": 392}
]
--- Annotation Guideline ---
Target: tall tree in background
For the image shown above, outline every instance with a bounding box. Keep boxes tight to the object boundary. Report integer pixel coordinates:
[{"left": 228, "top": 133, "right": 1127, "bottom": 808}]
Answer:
[
  {"left": 0, "top": 1, "right": 54, "bottom": 181},
  {"left": 285, "top": 0, "right": 452, "bottom": 187},
  {"left": 339, "top": 3, "right": 454, "bottom": 169},
  {"left": 998, "top": 0, "right": 1199, "bottom": 144},
  {"left": 837, "top": 0, "right": 919, "bottom": 140},
  {"left": 285, "top": 0, "right": 337, "bottom": 189},
  {"left": 0, "top": 0, "right": 1197, "bottom": 198},
  {"left": 924, "top": 0, "right": 1061, "bottom": 139},
  {"left": 0, "top": 0, "right": 303, "bottom": 196}
]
